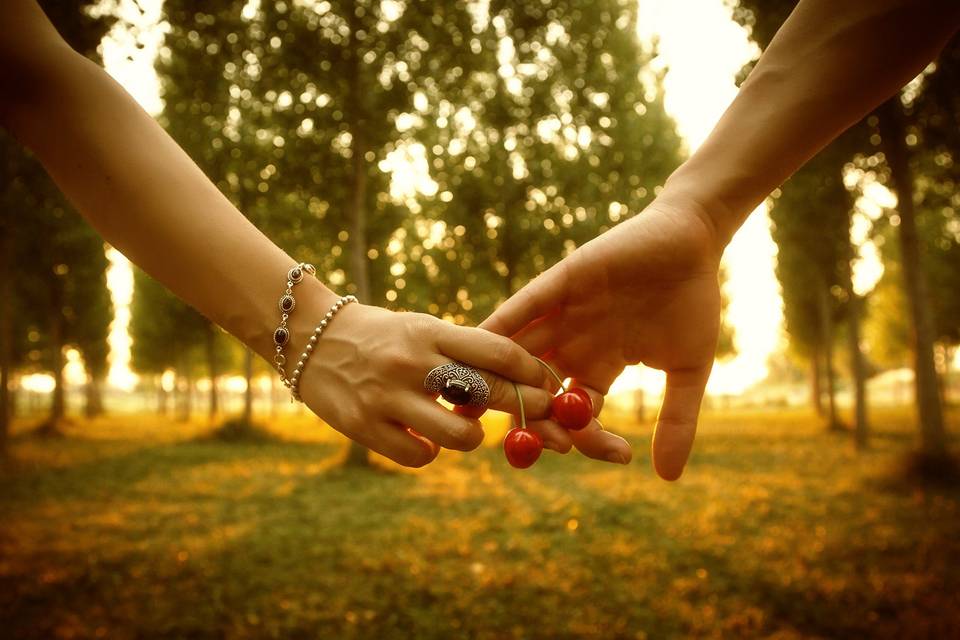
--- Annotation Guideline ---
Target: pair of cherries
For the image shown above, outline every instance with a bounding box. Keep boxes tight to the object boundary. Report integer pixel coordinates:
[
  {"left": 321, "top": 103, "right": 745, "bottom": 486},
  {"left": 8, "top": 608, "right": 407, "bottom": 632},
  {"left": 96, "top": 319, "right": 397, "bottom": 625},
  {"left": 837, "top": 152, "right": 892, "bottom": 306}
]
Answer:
[{"left": 503, "top": 359, "right": 594, "bottom": 469}]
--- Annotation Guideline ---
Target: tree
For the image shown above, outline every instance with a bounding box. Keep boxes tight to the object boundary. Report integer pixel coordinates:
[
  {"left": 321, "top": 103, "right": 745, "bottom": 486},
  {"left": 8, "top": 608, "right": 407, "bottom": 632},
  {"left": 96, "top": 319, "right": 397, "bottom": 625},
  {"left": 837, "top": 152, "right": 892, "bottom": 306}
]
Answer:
[
  {"left": 68, "top": 242, "right": 112, "bottom": 418},
  {"left": 735, "top": 0, "right": 880, "bottom": 447},
  {"left": 0, "top": 1, "right": 114, "bottom": 446},
  {"left": 769, "top": 156, "right": 852, "bottom": 432},
  {"left": 156, "top": 0, "right": 281, "bottom": 425},
  {"left": 129, "top": 268, "right": 227, "bottom": 422},
  {"left": 251, "top": 0, "right": 498, "bottom": 464},
  {"left": 402, "top": 0, "right": 683, "bottom": 322},
  {"left": 863, "top": 34, "right": 960, "bottom": 415},
  {"left": 874, "top": 97, "right": 948, "bottom": 458},
  {"left": 912, "top": 35, "right": 960, "bottom": 405}
]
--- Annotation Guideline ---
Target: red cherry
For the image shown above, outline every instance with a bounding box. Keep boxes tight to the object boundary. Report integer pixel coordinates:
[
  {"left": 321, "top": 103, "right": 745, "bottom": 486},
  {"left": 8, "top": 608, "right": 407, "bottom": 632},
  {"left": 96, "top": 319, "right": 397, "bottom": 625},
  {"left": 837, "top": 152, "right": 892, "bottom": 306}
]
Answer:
[
  {"left": 503, "top": 427, "right": 543, "bottom": 469},
  {"left": 551, "top": 388, "right": 594, "bottom": 431}
]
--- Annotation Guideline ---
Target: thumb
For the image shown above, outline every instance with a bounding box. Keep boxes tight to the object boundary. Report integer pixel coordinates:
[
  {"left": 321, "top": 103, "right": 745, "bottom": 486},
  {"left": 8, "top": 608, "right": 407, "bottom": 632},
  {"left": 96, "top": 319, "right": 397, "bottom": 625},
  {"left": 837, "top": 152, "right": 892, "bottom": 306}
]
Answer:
[
  {"left": 480, "top": 260, "right": 569, "bottom": 337},
  {"left": 651, "top": 366, "right": 711, "bottom": 481}
]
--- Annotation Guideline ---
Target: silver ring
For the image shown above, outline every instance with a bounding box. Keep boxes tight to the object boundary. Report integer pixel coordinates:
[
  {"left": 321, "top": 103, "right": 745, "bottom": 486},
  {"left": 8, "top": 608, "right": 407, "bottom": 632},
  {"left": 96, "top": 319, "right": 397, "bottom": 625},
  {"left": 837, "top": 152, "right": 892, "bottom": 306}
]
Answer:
[{"left": 423, "top": 362, "right": 490, "bottom": 407}]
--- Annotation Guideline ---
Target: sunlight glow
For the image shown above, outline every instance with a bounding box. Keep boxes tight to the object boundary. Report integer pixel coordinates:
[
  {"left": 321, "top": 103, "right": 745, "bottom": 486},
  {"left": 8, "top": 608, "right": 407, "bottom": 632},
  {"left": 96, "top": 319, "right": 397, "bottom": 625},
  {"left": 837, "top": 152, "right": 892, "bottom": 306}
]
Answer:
[
  {"left": 20, "top": 373, "right": 56, "bottom": 394},
  {"left": 96, "top": 0, "right": 165, "bottom": 117},
  {"left": 106, "top": 248, "right": 139, "bottom": 391},
  {"left": 64, "top": 348, "right": 87, "bottom": 385},
  {"left": 846, "top": 167, "right": 895, "bottom": 296},
  {"left": 635, "top": 0, "right": 779, "bottom": 396}
]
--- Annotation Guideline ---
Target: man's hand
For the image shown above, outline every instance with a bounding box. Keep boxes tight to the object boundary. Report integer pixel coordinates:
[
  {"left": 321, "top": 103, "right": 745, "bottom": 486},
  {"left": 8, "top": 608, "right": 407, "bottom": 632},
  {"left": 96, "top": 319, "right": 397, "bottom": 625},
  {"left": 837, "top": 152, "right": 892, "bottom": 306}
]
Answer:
[{"left": 481, "top": 192, "right": 724, "bottom": 480}]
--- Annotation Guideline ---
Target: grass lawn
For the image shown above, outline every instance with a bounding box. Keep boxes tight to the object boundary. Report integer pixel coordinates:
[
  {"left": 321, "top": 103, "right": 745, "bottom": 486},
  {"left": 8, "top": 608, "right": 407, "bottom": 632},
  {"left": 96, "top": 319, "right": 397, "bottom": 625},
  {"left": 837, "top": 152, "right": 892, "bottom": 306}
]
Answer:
[{"left": 1, "top": 407, "right": 958, "bottom": 639}]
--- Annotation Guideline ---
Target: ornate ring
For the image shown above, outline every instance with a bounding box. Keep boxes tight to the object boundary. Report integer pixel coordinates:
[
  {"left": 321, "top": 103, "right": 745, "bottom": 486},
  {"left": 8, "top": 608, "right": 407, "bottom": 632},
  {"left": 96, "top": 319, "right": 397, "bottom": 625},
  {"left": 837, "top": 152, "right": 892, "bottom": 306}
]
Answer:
[{"left": 423, "top": 362, "right": 490, "bottom": 407}]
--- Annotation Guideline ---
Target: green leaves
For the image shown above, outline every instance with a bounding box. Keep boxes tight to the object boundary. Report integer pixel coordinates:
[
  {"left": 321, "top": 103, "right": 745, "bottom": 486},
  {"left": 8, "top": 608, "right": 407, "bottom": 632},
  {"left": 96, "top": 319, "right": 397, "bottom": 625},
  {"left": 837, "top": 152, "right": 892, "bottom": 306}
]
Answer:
[{"left": 154, "top": 0, "right": 682, "bottom": 323}]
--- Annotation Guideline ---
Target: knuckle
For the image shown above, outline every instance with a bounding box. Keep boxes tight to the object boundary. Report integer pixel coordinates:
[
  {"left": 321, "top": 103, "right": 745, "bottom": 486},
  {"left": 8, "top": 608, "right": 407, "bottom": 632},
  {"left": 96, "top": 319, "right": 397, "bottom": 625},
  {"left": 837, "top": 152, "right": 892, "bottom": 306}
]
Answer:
[
  {"left": 486, "top": 375, "right": 508, "bottom": 406},
  {"left": 404, "top": 312, "right": 436, "bottom": 339},
  {"left": 493, "top": 338, "right": 521, "bottom": 368},
  {"left": 382, "top": 347, "right": 416, "bottom": 373}
]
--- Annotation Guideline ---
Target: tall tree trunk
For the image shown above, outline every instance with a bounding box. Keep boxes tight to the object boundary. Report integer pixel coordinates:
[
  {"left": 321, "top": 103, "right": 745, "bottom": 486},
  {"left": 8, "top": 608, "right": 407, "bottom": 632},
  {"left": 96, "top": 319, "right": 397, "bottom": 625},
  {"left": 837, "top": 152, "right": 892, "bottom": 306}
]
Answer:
[
  {"left": 84, "top": 375, "right": 105, "bottom": 418},
  {"left": 0, "top": 225, "right": 11, "bottom": 453},
  {"left": 7, "top": 378, "right": 16, "bottom": 426},
  {"left": 205, "top": 323, "right": 219, "bottom": 422},
  {"left": 157, "top": 375, "right": 168, "bottom": 416},
  {"left": 175, "top": 365, "right": 190, "bottom": 422},
  {"left": 348, "top": 136, "right": 371, "bottom": 304},
  {"left": 634, "top": 387, "right": 645, "bottom": 423},
  {"left": 810, "top": 342, "right": 824, "bottom": 417},
  {"left": 500, "top": 186, "right": 520, "bottom": 298},
  {"left": 817, "top": 282, "right": 839, "bottom": 430},
  {"left": 934, "top": 343, "right": 948, "bottom": 408},
  {"left": 944, "top": 345, "right": 956, "bottom": 406},
  {"left": 344, "top": 43, "right": 371, "bottom": 467},
  {"left": 39, "top": 308, "right": 67, "bottom": 436},
  {"left": 51, "top": 320, "right": 65, "bottom": 422},
  {"left": 878, "top": 99, "right": 948, "bottom": 458},
  {"left": 847, "top": 291, "right": 869, "bottom": 448},
  {"left": 242, "top": 347, "right": 254, "bottom": 425},
  {"left": 185, "top": 375, "right": 194, "bottom": 421},
  {"left": 0, "top": 351, "right": 8, "bottom": 454}
]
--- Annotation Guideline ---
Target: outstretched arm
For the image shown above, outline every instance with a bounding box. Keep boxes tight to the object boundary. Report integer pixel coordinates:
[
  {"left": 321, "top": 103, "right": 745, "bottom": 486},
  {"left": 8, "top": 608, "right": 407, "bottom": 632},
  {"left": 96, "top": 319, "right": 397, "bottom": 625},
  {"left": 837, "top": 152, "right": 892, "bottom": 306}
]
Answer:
[
  {"left": 668, "top": 0, "right": 960, "bottom": 240},
  {"left": 0, "top": 0, "right": 558, "bottom": 466},
  {"left": 482, "top": 0, "right": 960, "bottom": 479}
]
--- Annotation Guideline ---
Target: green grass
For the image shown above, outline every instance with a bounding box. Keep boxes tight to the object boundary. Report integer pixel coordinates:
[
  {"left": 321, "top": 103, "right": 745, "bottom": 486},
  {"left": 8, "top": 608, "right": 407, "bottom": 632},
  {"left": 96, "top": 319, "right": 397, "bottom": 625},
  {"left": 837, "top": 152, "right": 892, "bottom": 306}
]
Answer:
[{"left": 1, "top": 408, "right": 958, "bottom": 639}]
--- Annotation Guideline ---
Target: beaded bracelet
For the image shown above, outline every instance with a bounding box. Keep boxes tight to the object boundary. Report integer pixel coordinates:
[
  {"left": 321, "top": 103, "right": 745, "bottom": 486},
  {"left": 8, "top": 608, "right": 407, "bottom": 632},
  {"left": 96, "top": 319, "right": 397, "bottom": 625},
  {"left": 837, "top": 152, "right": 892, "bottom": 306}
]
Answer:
[
  {"left": 273, "top": 262, "right": 316, "bottom": 387},
  {"left": 288, "top": 295, "right": 358, "bottom": 402}
]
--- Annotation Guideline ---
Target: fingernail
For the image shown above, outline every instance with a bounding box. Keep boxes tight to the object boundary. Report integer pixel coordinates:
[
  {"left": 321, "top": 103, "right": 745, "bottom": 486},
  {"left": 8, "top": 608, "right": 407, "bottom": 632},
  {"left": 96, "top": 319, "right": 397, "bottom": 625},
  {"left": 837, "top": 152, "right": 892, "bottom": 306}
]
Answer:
[
  {"left": 606, "top": 451, "right": 629, "bottom": 465},
  {"left": 543, "top": 440, "right": 563, "bottom": 453}
]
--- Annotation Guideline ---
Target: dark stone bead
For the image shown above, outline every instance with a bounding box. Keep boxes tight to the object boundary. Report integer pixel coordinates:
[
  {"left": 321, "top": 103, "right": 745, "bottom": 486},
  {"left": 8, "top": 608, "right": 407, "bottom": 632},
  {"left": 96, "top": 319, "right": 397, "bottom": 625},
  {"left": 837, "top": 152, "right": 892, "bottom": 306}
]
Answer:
[
  {"left": 279, "top": 295, "right": 296, "bottom": 312},
  {"left": 273, "top": 327, "right": 289, "bottom": 346},
  {"left": 442, "top": 379, "right": 473, "bottom": 405}
]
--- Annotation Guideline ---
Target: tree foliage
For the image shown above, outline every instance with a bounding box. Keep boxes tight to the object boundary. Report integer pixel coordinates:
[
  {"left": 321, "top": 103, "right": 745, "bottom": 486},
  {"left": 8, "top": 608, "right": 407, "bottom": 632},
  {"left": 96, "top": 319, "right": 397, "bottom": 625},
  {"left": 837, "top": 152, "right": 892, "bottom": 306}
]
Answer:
[{"left": 0, "top": 1, "right": 114, "bottom": 432}]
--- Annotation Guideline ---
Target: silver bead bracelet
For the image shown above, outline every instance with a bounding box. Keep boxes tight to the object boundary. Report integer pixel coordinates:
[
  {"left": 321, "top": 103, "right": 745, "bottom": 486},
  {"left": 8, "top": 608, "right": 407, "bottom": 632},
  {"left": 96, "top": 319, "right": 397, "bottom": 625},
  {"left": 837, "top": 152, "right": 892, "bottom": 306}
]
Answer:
[{"left": 288, "top": 295, "right": 358, "bottom": 402}]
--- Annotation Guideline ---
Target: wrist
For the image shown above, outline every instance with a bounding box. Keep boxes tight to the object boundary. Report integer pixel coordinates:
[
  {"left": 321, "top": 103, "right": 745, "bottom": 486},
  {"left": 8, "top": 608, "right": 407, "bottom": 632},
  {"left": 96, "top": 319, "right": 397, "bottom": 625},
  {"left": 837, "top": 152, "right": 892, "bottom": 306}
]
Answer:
[
  {"left": 651, "top": 174, "right": 737, "bottom": 261},
  {"left": 246, "top": 269, "right": 340, "bottom": 363}
]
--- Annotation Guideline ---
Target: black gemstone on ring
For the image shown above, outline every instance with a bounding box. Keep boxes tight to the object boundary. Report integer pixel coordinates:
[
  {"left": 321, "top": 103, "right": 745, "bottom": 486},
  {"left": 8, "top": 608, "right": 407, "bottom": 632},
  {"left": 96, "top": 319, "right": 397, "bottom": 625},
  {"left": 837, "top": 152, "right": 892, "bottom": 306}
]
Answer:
[
  {"left": 441, "top": 379, "right": 473, "bottom": 405},
  {"left": 273, "top": 327, "right": 290, "bottom": 346},
  {"left": 289, "top": 266, "right": 304, "bottom": 283},
  {"left": 279, "top": 295, "right": 296, "bottom": 312}
]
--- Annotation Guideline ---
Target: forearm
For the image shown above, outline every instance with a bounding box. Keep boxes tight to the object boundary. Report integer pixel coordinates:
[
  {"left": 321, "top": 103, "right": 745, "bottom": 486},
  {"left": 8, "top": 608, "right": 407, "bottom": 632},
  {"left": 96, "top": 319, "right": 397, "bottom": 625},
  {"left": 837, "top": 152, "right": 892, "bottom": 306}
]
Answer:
[
  {"left": 1, "top": 24, "right": 337, "bottom": 360},
  {"left": 665, "top": 0, "right": 960, "bottom": 244}
]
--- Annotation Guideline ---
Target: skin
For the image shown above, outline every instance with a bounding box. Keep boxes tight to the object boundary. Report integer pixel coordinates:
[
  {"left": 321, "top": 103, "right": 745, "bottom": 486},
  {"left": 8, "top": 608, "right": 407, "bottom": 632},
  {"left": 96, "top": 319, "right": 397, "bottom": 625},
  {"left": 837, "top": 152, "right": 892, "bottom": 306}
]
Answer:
[
  {"left": 0, "top": 0, "right": 630, "bottom": 467},
  {"left": 483, "top": 0, "right": 960, "bottom": 480}
]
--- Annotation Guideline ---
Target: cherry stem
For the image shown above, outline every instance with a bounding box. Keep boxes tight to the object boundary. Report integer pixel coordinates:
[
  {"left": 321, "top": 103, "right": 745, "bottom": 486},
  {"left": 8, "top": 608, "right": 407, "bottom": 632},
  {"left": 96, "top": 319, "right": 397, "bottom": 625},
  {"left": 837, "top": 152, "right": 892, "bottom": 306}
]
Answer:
[
  {"left": 533, "top": 356, "right": 567, "bottom": 393},
  {"left": 512, "top": 382, "right": 527, "bottom": 429}
]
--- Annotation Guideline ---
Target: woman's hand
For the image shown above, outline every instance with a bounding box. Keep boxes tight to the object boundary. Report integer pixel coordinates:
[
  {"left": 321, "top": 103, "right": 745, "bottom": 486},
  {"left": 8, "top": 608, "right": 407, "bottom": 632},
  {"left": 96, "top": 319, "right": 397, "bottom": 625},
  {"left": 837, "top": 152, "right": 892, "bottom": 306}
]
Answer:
[
  {"left": 481, "top": 191, "right": 724, "bottom": 479},
  {"left": 289, "top": 288, "right": 563, "bottom": 467}
]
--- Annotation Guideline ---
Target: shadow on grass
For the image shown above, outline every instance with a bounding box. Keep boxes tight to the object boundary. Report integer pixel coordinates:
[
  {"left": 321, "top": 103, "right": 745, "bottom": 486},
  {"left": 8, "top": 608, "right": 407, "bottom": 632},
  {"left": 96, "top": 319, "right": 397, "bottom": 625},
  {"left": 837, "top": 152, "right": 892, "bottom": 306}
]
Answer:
[
  {"left": 880, "top": 451, "right": 960, "bottom": 489},
  {"left": 0, "top": 438, "right": 348, "bottom": 508},
  {"left": 674, "top": 518, "right": 960, "bottom": 639},
  {"left": 197, "top": 418, "right": 279, "bottom": 444}
]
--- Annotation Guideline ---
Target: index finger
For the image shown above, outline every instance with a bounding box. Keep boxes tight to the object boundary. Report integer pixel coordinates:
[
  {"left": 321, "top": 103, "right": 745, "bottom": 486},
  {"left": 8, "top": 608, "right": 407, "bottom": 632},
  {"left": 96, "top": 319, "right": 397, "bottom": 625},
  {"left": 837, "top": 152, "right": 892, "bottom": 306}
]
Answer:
[
  {"left": 480, "top": 262, "right": 569, "bottom": 337},
  {"left": 434, "top": 323, "right": 550, "bottom": 391}
]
